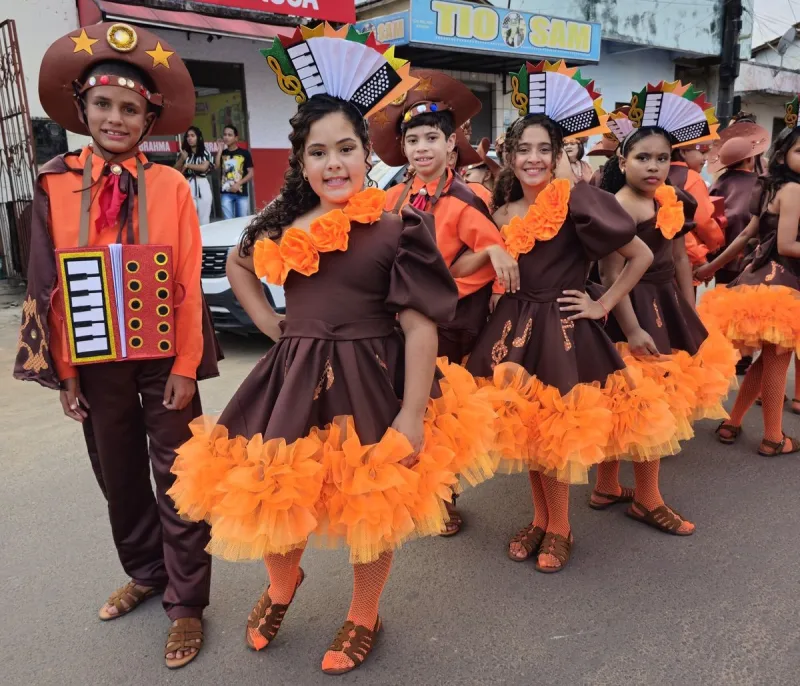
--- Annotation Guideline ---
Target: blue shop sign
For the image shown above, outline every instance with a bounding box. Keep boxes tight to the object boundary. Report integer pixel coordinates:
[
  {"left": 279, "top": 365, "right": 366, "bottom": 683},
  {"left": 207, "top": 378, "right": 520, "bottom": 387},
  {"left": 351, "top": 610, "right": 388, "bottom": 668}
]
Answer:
[
  {"left": 409, "top": 0, "right": 601, "bottom": 62},
  {"left": 354, "top": 12, "right": 410, "bottom": 46}
]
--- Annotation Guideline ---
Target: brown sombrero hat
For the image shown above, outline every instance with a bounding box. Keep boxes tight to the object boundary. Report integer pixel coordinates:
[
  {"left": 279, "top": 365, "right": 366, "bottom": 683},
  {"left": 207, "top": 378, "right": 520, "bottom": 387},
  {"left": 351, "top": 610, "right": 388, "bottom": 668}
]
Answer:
[
  {"left": 707, "top": 121, "right": 770, "bottom": 174},
  {"left": 455, "top": 128, "right": 482, "bottom": 167},
  {"left": 588, "top": 134, "right": 618, "bottom": 157},
  {"left": 39, "top": 22, "right": 194, "bottom": 136},
  {"left": 369, "top": 68, "right": 482, "bottom": 167}
]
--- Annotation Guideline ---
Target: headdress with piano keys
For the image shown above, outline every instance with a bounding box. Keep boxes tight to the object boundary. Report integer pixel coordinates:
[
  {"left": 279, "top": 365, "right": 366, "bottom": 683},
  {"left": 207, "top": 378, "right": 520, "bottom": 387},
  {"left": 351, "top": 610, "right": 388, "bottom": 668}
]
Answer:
[
  {"left": 261, "top": 23, "right": 417, "bottom": 118},
  {"left": 509, "top": 60, "right": 608, "bottom": 139},
  {"left": 627, "top": 80, "right": 719, "bottom": 149}
]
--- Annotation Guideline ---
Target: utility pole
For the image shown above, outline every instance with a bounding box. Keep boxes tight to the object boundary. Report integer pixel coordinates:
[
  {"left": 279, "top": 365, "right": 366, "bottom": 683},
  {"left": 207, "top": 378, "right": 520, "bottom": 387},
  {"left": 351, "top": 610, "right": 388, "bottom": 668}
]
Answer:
[{"left": 717, "top": 0, "right": 743, "bottom": 128}]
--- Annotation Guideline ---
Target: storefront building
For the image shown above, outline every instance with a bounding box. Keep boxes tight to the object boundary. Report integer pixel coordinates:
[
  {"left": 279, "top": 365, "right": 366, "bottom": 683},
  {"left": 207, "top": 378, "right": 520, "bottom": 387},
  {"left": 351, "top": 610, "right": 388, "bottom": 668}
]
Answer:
[{"left": 355, "top": 0, "right": 751, "bottom": 150}]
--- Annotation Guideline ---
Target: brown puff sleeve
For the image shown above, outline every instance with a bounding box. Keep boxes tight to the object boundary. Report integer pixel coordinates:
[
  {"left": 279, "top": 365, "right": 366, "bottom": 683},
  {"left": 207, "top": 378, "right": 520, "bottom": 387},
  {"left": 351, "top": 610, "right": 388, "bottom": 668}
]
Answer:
[
  {"left": 570, "top": 181, "right": 637, "bottom": 261},
  {"left": 674, "top": 184, "right": 698, "bottom": 239},
  {"left": 386, "top": 206, "right": 458, "bottom": 324}
]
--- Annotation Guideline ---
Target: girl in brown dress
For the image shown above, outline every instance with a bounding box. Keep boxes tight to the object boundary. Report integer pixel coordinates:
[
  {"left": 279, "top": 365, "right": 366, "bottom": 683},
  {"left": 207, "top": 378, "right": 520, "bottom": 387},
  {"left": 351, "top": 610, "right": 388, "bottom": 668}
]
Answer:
[
  {"left": 168, "top": 27, "right": 496, "bottom": 674},
  {"left": 592, "top": 118, "right": 737, "bottom": 535},
  {"left": 699, "top": 111, "right": 800, "bottom": 457},
  {"left": 453, "top": 60, "right": 669, "bottom": 573}
]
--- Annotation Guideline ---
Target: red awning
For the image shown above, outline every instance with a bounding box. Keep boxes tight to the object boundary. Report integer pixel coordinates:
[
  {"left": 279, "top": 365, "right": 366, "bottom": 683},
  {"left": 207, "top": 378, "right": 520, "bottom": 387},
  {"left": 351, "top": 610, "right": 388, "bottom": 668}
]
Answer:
[{"left": 80, "top": 0, "right": 296, "bottom": 42}]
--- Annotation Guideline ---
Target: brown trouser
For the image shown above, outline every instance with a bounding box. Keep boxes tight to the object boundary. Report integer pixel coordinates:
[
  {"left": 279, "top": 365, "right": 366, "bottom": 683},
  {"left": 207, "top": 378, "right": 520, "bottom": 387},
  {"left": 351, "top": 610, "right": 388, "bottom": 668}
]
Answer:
[{"left": 79, "top": 358, "right": 211, "bottom": 620}]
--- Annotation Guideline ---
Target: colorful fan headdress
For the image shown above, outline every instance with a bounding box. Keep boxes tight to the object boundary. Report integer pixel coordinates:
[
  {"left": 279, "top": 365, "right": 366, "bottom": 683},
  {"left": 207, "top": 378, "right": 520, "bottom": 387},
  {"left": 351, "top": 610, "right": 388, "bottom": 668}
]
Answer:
[
  {"left": 261, "top": 23, "right": 417, "bottom": 117},
  {"left": 627, "top": 80, "right": 719, "bottom": 147},
  {"left": 785, "top": 95, "right": 799, "bottom": 129},
  {"left": 605, "top": 106, "right": 634, "bottom": 144},
  {"left": 509, "top": 60, "right": 608, "bottom": 139}
]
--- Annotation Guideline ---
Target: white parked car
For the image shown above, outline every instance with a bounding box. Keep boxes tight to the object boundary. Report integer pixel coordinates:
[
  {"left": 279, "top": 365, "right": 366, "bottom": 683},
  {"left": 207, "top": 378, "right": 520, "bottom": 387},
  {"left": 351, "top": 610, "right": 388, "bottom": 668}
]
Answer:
[{"left": 201, "top": 152, "right": 496, "bottom": 333}]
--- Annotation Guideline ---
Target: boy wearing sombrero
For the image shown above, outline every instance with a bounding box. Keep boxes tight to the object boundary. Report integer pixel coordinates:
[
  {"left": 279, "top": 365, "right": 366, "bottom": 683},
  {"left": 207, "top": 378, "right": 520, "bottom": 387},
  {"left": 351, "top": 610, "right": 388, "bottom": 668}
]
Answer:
[
  {"left": 370, "top": 70, "right": 518, "bottom": 535},
  {"left": 13, "top": 22, "right": 219, "bottom": 668}
]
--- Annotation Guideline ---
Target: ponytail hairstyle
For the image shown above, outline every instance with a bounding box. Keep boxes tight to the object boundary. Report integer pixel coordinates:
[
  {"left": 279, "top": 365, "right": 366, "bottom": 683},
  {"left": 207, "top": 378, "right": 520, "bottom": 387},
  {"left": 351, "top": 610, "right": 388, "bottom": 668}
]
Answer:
[
  {"left": 600, "top": 126, "right": 672, "bottom": 195},
  {"left": 491, "top": 114, "right": 564, "bottom": 209},
  {"left": 239, "top": 95, "right": 373, "bottom": 255},
  {"left": 764, "top": 126, "right": 800, "bottom": 204}
]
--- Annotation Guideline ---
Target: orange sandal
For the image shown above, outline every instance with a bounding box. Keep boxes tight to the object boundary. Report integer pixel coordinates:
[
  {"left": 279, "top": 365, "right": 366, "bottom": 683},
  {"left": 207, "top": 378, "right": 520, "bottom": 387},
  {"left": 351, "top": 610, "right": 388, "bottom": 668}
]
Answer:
[
  {"left": 321, "top": 616, "right": 383, "bottom": 675},
  {"left": 246, "top": 568, "right": 305, "bottom": 651}
]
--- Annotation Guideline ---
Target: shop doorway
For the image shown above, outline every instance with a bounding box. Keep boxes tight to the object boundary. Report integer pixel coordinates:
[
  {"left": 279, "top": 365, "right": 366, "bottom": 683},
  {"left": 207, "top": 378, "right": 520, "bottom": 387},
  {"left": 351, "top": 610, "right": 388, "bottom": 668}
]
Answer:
[
  {"left": 143, "top": 59, "right": 250, "bottom": 221},
  {"left": 469, "top": 86, "right": 493, "bottom": 143}
]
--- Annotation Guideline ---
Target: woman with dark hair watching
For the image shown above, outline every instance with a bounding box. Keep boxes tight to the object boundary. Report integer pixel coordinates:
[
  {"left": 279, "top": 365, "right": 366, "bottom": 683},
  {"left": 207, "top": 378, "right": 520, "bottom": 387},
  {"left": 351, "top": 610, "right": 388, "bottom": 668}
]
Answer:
[{"left": 175, "top": 125, "right": 213, "bottom": 224}]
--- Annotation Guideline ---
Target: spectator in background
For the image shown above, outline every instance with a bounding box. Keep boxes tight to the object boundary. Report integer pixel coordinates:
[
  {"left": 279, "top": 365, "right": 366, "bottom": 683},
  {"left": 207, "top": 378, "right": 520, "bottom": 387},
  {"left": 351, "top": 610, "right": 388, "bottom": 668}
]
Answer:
[
  {"left": 563, "top": 137, "right": 593, "bottom": 183},
  {"left": 216, "top": 124, "right": 254, "bottom": 219},
  {"left": 175, "top": 126, "right": 213, "bottom": 225}
]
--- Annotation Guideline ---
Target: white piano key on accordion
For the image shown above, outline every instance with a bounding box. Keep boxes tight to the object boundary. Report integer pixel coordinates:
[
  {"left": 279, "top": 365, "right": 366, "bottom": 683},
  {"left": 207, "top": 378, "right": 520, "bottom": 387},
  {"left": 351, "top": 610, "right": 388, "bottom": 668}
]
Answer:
[
  {"left": 73, "top": 307, "right": 106, "bottom": 323},
  {"left": 71, "top": 291, "right": 103, "bottom": 308},
  {"left": 74, "top": 321, "right": 107, "bottom": 339},
  {"left": 76, "top": 337, "right": 110, "bottom": 354},
  {"left": 70, "top": 276, "right": 102, "bottom": 292},
  {"left": 66, "top": 259, "right": 100, "bottom": 276},
  {"left": 642, "top": 93, "right": 662, "bottom": 127},
  {"left": 288, "top": 43, "right": 325, "bottom": 96}
]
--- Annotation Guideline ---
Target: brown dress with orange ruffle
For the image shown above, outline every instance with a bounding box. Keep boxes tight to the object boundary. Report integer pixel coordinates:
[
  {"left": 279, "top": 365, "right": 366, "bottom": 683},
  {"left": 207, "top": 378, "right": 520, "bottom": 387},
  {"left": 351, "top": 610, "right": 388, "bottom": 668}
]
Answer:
[
  {"left": 168, "top": 208, "right": 498, "bottom": 564},
  {"left": 700, "top": 183, "right": 800, "bottom": 356},
  {"left": 465, "top": 182, "right": 680, "bottom": 484}
]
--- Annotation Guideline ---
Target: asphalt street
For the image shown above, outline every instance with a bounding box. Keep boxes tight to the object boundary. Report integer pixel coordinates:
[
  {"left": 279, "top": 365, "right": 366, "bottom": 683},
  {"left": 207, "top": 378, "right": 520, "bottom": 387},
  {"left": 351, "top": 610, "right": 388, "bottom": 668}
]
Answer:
[{"left": 1, "top": 301, "right": 799, "bottom": 686}]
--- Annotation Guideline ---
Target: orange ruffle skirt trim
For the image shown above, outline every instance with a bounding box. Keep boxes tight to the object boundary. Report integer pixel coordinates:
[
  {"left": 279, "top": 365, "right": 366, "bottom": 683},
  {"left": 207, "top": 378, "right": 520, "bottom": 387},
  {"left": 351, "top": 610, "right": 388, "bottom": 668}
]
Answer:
[
  {"left": 699, "top": 284, "right": 800, "bottom": 355},
  {"left": 475, "top": 329, "right": 737, "bottom": 483},
  {"left": 168, "top": 359, "right": 498, "bottom": 565}
]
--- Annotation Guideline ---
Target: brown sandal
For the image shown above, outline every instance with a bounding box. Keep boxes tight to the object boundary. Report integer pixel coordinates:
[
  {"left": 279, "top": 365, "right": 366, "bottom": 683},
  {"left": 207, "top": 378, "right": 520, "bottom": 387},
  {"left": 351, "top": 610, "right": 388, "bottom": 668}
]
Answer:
[
  {"left": 165, "top": 617, "right": 203, "bottom": 669},
  {"left": 534, "top": 531, "right": 573, "bottom": 574},
  {"left": 98, "top": 581, "right": 160, "bottom": 621},
  {"left": 246, "top": 567, "right": 305, "bottom": 651},
  {"left": 715, "top": 421, "right": 741, "bottom": 445},
  {"left": 321, "top": 616, "right": 383, "bottom": 675},
  {"left": 625, "top": 501, "right": 694, "bottom": 536},
  {"left": 758, "top": 434, "right": 800, "bottom": 457},
  {"left": 507, "top": 523, "right": 546, "bottom": 561},
  {"left": 440, "top": 510, "right": 463, "bottom": 537},
  {"left": 589, "top": 486, "right": 635, "bottom": 510}
]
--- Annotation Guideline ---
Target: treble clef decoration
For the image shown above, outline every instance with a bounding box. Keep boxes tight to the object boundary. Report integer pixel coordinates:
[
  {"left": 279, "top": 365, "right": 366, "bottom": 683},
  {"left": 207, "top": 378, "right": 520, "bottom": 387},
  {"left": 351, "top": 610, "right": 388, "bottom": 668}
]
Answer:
[
  {"left": 629, "top": 94, "right": 644, "bottom": 127},
  {"left": 511, "top": 75, "right": 528, "bottom": 117},
  {"left": 785, "top": 102, "right": 798, "bottom": 129},
  {"left": 267, "top": 56, "right": 306, "bottom": 105}
]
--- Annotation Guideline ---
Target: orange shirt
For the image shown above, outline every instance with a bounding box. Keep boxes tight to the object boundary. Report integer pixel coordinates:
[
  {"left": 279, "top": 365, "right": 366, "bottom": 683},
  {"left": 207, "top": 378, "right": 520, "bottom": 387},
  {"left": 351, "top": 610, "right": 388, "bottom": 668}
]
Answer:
[
  {"left": 468, "top": 181, "right": 492, "bottom": 207},
  {"left": 671, "top": 162, "right": 725, "bottom": 252},
  {"left": 385, "top": 169, "right": 503, "bottom": 298},
  {"left": 44, "top": 146, "right": 203, "bottom": 380}
]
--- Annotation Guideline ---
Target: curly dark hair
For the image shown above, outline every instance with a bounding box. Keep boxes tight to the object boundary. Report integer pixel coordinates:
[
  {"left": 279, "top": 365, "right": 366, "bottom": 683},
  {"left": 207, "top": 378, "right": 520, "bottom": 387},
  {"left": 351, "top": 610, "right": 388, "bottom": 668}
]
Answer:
[
  {"left": 600, "top": 126, "right": 671, "bottom": 195},
  {"left": 764, "top": 126, "right": 800, "bottom": 205},
  {"left": 240, "top": 95, "right": 372, "bottom": 255},
  {"left": 491, "top": 115, "right": 564, "bottom": 209}
]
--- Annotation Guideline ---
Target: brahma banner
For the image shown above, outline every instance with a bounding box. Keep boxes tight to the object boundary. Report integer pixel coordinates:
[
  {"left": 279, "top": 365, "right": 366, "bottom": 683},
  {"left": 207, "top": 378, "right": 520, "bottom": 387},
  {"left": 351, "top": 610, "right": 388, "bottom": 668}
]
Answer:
[{"left": 190, "top": 0, "right": 355, "bottom": 24}]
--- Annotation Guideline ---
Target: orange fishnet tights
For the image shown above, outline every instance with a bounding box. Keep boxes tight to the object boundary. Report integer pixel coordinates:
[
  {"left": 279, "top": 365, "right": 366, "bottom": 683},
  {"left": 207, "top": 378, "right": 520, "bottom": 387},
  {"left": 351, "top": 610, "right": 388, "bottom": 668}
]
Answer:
[
  {"left": 729, "top": 344, "right": 792, "bottom": 442},
  {"left": 529, "top": 470, "right": 548, "bottom": 529},
  {"left": 321, "top": 551, "right": 393, "bottom": 672},
  {"left": 538, "top": 474, "right": 570, "bottom": 568},
  {"left": 264, "top": 547, "right": 305, "bottom": 605}
]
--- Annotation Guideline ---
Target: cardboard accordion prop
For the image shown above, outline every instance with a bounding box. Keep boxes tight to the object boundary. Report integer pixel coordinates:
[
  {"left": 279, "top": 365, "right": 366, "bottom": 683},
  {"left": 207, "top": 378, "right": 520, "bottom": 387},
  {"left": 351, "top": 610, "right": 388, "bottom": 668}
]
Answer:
[{"left": 56, "top": 244, "right": 176, "bottom": 364}]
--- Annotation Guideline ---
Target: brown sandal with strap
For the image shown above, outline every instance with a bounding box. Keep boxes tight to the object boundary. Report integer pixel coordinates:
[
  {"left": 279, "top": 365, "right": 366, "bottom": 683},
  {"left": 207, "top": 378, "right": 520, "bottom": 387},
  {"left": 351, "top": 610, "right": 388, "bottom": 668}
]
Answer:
[
  {"left": 626, "top": 501, "right": 695, "bottom": 536},
  {"left": 440, "top": 510, "right": 463, "bottom": 537},
  {"left": 165, "top": 617, "right": 203, "bottom": 669},
  {"left": 589, "top": 486, "right": 635, "bottom": 510},
  {"left": 534, "top": 531, "right": 574, "bottom": 574},
  {"left": 758, "top": 434, "right": 800, "bottom": 457},
  {"left": 716, "top": 421, "right": 741, "bottom": 445},
  {"left": 321, "top": 616, "right": 383, "bottom": 675},
  {"left": 507, "top": 523, "right": 546, "bottom": 561},
  {"left": 98, "top": 581, "right": 160, "bottom": 621},
  {"left": 246, "top": 567, "right": 305, "bottom": 651}
]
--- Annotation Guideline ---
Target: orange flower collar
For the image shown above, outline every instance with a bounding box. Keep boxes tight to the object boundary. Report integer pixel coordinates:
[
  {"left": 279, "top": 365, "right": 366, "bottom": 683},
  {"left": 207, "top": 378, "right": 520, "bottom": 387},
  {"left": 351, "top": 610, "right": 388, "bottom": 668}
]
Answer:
[
  {"left": 254, "top": 188, "right": 386, "bottom": 285},
  {"left": 500, "top": 179, "right": 571, "bottom": 259},
  {"left": 654, "top": 185, "right": 685, "bottom": 239}
]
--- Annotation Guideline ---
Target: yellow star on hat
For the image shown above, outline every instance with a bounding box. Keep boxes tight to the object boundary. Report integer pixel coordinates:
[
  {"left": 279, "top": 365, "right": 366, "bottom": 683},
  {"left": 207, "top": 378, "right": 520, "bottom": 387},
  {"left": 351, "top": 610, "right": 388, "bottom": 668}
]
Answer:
[
  {"left": 414, "top": 76, "right": 435, "bottom": 96},
  {"left": 146, "top": 42, "right": 174, "bottom": 69},
  {"left": 71, "top": 29, "right": 99, "bottom": 55},
  {"left": 371, "top": 109, "right": 390, "bottom": 127}
]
